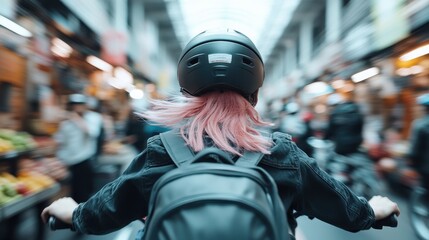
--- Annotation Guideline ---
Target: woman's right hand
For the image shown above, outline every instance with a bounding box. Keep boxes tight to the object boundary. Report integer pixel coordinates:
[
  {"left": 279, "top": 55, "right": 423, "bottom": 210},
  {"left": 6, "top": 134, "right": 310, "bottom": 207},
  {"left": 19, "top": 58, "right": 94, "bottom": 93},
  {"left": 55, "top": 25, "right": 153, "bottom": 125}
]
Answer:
[
  {"left": 368, "top": 195, "right": 400, "bottom": 220},
  {"left": 41, "top": 197, "right": 78, "bottom": 224}
]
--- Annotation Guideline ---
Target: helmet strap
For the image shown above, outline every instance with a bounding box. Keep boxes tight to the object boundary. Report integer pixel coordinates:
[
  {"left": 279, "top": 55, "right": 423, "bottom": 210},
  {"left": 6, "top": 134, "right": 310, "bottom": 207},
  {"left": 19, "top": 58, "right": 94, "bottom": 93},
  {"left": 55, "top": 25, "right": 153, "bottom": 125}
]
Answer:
[{"left": 248, "top": 91, "right": 258, "bottom": 106}]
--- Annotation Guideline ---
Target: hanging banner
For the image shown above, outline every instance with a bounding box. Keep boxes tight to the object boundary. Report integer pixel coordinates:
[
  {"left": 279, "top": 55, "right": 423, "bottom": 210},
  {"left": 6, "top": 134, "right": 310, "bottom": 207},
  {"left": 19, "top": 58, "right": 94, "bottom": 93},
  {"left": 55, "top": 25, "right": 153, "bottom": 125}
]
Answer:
[
  {"left": 342, "top": 23, "right": 375, "bottom": 61},
  {"left": 0, "top": 0, "right": 16, "bottom": 18},
  {"left": 372, "top": 0, "right": 410, "bottom": 50},
  {"left": 101, "top": 29, "right": 128, "bottom": 66},
  {"left": 61, "top": 0, "right": 110, "bottom": 35}
]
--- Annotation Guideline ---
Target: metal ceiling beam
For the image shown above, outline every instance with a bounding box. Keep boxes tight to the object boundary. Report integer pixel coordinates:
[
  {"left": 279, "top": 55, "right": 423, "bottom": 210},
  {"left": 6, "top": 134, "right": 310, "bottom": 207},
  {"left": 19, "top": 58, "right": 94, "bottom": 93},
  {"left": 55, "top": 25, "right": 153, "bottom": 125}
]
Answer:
[
  {"left": 142, "top": 0, "right": 183, "bottom": 61},
  {"left": 265, "top": 0, "right": 325, "bottom": 68}
]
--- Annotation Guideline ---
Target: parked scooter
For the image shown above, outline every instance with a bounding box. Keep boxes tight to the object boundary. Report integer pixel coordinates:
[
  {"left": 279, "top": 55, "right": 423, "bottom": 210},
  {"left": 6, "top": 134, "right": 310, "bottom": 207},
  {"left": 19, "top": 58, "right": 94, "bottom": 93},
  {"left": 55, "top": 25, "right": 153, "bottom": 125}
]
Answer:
[{"left": 307, "top": 137, "right": 382, "bottom": 199}]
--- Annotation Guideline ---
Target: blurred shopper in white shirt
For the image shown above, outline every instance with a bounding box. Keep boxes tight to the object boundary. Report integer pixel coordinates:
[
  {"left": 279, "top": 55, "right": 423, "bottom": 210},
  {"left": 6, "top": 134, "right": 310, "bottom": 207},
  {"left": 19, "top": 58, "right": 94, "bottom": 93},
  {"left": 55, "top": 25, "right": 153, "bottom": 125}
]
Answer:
[{"left": 55, "top": 94, "right": 103, "bottom": 203}]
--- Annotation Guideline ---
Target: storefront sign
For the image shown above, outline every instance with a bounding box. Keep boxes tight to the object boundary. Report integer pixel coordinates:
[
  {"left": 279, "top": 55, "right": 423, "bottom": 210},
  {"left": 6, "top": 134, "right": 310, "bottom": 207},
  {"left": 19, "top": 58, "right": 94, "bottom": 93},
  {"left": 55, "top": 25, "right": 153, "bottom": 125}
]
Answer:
[
  {"left": 372, "top": 0, "right": 410, "bottom": 50},
  {"left": 0, "top": 46, "right": 26, "bottom": 87},
  {"left": 342, "top": 23, "right": 375, "bottom": 61},
  {"left": 60, "top": 0, "right": 110, "bottom": 35},
  {"left": 101, "top": 29, "right": 128, "bottom": 66}
]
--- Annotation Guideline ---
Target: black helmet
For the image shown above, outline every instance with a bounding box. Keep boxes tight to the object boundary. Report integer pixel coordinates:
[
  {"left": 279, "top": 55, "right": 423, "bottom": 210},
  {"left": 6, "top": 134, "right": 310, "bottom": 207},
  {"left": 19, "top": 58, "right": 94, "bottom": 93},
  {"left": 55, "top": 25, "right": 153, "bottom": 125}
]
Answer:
[{"left": 177, "top": 29, "right": 264, "bottom": 105}]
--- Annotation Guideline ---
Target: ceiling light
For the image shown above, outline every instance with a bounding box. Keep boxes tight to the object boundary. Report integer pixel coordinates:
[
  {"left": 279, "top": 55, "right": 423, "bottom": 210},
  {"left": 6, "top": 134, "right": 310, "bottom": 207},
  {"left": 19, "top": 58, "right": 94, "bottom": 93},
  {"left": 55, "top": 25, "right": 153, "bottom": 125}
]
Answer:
[
  {"left": 51, "top": 46, "right": 70, "bottom": 58},
  {"left": 114, "top": 67, "right": 132, "bottom": 82},
  {"left": 0, "top": 14, "right": 32, "bottom": 37},
  {"left": 52, "top": 38, "right": 72, "bottom": 52},
  {"left": 351, "top": 67, "right": 380, "bottom": 83},
  {"left": 105, "top": 67, "right": 134, "bottom": 90},
  {"left": 107, "top": 77, "right": 122, "bottom": 89},
  {"left": 410, "top": 65, "right": 424, "bottom": 75},
  {"left": 396, "top": 68, "right": 411, "bottom": 76},
  {"left": 129, "top": 89, "right": 144, "bottom": 99},
  {"left": 304, "top": 82, "right": 332, "bottom": 95},
  {"left": 51, "top": 38, "right": 72, "bottom": 58},
  {"left": 125, "top": 84, "right": 136, "bottom": 93},
  {"left": 86, "top": 56, "right": 113, "bottom": 72},
  {"left": 399, "top": 44, "right": 429, "bottom": 61}
]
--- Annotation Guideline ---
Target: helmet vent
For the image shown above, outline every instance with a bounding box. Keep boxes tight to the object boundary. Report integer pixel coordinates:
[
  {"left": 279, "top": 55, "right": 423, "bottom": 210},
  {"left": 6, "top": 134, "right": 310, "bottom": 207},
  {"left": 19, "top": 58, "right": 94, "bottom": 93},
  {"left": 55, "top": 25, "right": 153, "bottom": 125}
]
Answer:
[
  {"left": 187, "top": 57, "right": 199, "bottom": 67},
  {"left": 242, "top": 57, "right": 254, "bottom": 67}
]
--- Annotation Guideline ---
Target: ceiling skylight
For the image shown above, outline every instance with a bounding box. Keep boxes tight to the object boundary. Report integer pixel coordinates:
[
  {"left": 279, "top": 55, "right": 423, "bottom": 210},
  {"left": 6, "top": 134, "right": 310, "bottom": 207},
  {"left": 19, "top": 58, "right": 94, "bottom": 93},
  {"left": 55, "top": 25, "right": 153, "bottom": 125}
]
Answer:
[{"left": 166, "top": 0, "right": 301, "bottom": 61}]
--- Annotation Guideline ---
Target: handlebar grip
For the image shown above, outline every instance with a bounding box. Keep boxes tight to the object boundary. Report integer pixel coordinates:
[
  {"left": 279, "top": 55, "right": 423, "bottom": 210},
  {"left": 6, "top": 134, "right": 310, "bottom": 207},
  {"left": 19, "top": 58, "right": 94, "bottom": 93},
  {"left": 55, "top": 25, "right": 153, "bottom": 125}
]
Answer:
[
  {"left": 372, "top": 213, "right": 398, "bottom": 229},
  {"left": 48, "top": 216, "right": 74, "bottom": 231}
]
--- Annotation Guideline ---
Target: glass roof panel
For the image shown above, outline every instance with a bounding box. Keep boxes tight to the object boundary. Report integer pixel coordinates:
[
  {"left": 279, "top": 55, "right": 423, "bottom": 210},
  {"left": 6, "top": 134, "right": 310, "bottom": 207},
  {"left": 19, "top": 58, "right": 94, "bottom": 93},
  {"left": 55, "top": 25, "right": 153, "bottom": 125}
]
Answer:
[{"left": 167, "top": 0, "right": 301, "bottom": 61}]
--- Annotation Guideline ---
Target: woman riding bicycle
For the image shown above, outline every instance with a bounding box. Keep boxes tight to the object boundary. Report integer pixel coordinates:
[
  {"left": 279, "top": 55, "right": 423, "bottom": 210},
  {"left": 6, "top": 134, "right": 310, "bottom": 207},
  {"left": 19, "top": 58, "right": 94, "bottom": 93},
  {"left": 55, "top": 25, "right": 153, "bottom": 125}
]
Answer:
[{"left": 41, "top": 29, "right": 399, "bottom": 239}]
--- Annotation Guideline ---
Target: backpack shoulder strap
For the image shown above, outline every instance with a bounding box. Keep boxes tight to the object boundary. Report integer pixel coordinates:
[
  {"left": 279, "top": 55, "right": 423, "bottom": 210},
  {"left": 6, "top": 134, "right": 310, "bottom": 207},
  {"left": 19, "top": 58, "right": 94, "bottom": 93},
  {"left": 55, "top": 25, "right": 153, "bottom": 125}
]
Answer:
[
  {"left": 235, "top": 151, "right": 265, "bottom": 167},
  {"left": 235, "top": 130, "right": 272, "bottom": 167},
  {"left": 159, "top": 129, "right": 195, "bottom": 167}
]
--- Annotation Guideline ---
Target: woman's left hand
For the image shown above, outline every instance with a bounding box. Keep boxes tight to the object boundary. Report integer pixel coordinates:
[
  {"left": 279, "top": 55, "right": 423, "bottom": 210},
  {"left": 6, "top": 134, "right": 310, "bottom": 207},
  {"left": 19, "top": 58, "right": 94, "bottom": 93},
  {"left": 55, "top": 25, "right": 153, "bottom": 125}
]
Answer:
[{"left": 41, "top": 197, "right": 78, "bottom": 224}]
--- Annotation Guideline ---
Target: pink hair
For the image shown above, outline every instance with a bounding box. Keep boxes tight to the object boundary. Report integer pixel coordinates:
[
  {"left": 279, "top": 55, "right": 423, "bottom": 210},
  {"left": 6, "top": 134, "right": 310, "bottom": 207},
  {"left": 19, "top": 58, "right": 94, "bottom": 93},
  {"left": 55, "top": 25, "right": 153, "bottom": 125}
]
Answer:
[{"left": 140, "top": 91, "right": 272, "bottom": 156}]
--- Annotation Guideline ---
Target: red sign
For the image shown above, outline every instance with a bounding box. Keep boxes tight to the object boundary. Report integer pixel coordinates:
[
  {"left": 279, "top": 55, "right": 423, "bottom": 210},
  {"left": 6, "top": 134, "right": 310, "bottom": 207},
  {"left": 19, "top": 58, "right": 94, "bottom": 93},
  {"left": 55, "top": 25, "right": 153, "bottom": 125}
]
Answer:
[{"left": 101, "top": 29, "right": 127, "bottom": 66}]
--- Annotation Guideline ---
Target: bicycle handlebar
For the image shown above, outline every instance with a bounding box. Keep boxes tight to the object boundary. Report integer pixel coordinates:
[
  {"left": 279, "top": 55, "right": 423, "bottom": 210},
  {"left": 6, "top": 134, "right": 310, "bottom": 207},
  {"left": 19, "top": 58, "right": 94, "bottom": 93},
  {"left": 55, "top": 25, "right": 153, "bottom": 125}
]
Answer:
[
  {"left": 48, "top": 212, "right": 397, "bottom": 232},
  {"left": 372, "top": 213, "right": 398, "bottom": 229},
  {"left": 48, "top": 216, "right": 74, "bottom": 231}
]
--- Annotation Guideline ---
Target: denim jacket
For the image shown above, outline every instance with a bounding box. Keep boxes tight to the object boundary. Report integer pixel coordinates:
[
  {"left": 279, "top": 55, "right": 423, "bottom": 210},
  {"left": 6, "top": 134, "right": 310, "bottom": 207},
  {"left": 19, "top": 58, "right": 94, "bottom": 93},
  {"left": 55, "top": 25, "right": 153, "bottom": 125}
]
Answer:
[{"left": 72, "top": 132, "right": 375, "bottom": 235}]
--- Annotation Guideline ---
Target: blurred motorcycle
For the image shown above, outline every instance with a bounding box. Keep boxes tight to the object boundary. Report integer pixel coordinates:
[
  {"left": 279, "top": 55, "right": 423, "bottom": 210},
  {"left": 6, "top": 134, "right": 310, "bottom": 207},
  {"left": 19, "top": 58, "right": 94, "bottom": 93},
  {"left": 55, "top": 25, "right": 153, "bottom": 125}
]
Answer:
[
  {"left": 307, "top": 137, "right": 382, "bottom": 199},
  {"left": 409, "top": 184, "right": 429, "bottom": 240}
]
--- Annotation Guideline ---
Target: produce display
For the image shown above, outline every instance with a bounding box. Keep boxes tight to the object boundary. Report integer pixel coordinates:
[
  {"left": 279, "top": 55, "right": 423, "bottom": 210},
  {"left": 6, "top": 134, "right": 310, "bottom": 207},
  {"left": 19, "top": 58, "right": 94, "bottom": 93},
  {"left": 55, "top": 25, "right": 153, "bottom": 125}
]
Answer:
[
  {"left": 0, "top": 129, "right": 37, "bottom": 154},
  {"left": 0, "top": 171, "right": 55, "bottom": 206},
  {"left": 0, "top": 138, "right": 14, "bottom": 153},
  {"left": 19, "top": 157, "right": 69, "bottom": 181},
  {"left": 17, "top": 171, "right": 56, "bottom": 192},
  {"left": 0, "top": 174, "right": 22, "bottom": 206},
  {"left": 0, "top": 128, "right": 60, "bottom": 220}
]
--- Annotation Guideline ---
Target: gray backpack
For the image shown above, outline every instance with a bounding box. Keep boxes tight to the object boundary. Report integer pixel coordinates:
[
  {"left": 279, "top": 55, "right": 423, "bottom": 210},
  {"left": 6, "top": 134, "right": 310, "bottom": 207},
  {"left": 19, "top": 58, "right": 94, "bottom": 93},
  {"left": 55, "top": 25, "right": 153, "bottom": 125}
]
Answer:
[{"left": 141, "top": 130, "right": 290, "bottom": 240}]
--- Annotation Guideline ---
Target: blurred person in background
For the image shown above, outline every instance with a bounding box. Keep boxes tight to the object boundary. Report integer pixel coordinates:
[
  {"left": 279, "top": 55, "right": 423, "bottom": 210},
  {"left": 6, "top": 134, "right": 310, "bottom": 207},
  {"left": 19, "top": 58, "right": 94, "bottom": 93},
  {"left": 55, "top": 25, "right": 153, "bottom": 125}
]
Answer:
[
  {"left": 55, "top": 94, "right": 103, "bottom": 203},
  {"left": 264, "top": 98, "right": 284, "bottom": 132},
  {"left": 98, "top": 102, "right": 116, "bottom": 143},
  {"left": 281, "top": 101, "right": 314, "bottom": 156},
  {"left": 123, "top": 98, "right": 170, "bottom": 153},
  {"left": 88, "top": 98, "right": 115, "bottom": 158},
  {"left": 124, "top": 105, "right": 147, "bottom": 153},
  {"left": 408, "top": 93, "right": 429, "bottom": 200},
  {"left": 324, "top": 93, "right": 364, "bottom": 155}
]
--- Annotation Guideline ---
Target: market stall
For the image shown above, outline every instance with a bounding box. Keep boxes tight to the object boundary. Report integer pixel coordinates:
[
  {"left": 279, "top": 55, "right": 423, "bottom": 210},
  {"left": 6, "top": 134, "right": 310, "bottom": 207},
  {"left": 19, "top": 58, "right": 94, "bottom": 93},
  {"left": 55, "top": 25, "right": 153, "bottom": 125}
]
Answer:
[{"left": 0, "top": 129, "right": 64, "bottom": 240}]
